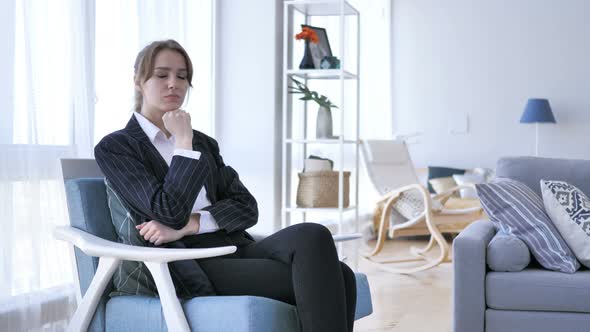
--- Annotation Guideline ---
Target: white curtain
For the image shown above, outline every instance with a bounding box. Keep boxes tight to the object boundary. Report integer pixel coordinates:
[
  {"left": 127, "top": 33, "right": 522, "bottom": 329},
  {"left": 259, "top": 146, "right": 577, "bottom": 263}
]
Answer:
[
  {"left": 1, "top": 1, "right": 214, "bottom": 330},
  {"left": 94, "top": 0, "right": 215, "bottom": 144},
  {"left": 0, "top": 0, "right": 95, "bottom": 331}
]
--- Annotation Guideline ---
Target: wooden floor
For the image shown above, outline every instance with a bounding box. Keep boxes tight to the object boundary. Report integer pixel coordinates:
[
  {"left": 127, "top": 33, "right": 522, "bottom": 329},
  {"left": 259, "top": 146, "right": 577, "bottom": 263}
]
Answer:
[{"left": 345, "top": 237, "right": 453, "bottom": 332}]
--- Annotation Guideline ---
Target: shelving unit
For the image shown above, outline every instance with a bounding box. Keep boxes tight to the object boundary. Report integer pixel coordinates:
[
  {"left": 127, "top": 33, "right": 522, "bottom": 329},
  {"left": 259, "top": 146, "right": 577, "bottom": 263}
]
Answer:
[{"left": 281, "top": 0, "right": 360, "bottom": 240}]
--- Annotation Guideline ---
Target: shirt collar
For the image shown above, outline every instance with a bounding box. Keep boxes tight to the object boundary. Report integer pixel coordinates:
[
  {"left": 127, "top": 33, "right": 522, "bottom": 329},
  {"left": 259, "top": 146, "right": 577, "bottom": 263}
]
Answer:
[{"left": 133, "top": 112, "right": 170, "bottom": 143}]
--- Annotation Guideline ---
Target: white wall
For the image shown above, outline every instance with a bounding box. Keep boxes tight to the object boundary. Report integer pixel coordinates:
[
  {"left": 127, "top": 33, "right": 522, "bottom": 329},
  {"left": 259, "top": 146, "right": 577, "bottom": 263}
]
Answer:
[
  {"left": 215, "top": 0, "right": 283, "bottom": 234},
  {"left": 392, "top": 0, "right": 590, "bottom": 169}
]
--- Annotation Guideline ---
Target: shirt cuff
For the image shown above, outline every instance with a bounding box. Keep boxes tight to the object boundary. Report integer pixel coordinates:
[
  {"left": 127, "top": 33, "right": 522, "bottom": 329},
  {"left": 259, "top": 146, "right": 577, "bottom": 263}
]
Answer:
[
  {"left": 174, "top": 149, "right": 201, "bottom": 160},
  {"left": 196, "top": 211, "right": 219, "bottom": 234}
]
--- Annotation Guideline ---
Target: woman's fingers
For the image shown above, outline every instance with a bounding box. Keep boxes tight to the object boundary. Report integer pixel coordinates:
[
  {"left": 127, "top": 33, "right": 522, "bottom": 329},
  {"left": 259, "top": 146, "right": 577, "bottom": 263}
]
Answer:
[
  {"left": 147, "top": 232, "right": 159, "bottom": 244},
  {"left": 135, "top": 220, "right": 178, "bottom": 246},
  {"left": 142, "top": 225, "right": 157, "bottom": 242}
]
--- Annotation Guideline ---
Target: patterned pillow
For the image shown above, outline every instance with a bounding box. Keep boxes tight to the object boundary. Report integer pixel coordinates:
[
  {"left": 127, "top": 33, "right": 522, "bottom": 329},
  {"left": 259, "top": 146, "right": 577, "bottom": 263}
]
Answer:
[
  {"left": 105, "top": 180, "right": 158, "bottom": 297},
  {"left": 105, "top": 180, "right": 215, "bottom": 298},
  {"left": 476, "top": 178, "right": 579, "bottom": 273},
  {"left": 541, "top": 180, "right": 590, "bottom": 268}
]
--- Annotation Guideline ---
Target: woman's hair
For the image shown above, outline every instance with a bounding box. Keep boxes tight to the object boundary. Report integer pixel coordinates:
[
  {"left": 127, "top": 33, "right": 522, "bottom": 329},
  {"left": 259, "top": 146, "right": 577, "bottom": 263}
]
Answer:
[{"left": 133, "top": 39, "right": 194, "bottom": 113}]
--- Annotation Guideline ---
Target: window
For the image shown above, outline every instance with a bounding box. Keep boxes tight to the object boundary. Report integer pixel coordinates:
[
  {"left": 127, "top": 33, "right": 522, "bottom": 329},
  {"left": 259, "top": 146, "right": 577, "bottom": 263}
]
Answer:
[
  {"left": 1, "top": 1, "right": 215, "bottom": 330},
  {"left": 94, "top": 0, "right": 215, "bottom": 143}
]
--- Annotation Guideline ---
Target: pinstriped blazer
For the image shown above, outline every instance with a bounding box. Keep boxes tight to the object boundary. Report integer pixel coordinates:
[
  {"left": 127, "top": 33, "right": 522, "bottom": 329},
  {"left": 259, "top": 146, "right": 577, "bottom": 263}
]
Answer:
[{"left": 94, "top": 114, "right": 258, "bottom": 247}]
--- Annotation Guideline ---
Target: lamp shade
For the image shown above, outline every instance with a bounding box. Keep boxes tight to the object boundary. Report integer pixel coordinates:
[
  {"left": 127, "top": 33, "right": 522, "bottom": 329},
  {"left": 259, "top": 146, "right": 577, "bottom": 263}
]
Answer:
[{"left": 520, "top": 98, "right": 556, "bottom": 123}]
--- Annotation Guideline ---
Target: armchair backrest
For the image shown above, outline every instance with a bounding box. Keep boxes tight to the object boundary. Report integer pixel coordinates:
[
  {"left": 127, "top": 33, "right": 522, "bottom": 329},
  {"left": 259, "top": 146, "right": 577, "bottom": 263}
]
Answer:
[
  {"left": 60, "top": 158, "right": 113, "bottom": 332},
  {"left": 496, "top": 156, "right": 590, "bottom": 197},
  {"left": 361, "top": 139, "right": 420, "bottom": 195}
]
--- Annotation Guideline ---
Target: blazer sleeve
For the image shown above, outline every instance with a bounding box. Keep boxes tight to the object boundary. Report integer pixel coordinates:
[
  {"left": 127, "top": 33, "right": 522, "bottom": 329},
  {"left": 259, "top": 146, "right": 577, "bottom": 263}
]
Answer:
[
  {"left": 94, "top": 133, "right": 210, "bottom": 230},
  {"left": 201, "top": 138, "right": 258, "bottom": 233}
]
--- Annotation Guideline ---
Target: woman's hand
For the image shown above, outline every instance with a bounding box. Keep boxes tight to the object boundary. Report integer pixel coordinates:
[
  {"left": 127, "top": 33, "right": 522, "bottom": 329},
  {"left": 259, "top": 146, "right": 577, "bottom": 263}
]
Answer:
[
  {"left": 137, "top": 220, "right": 184, "bottom": 246},
  {"left": 136, "top": 214, "right": 201, "bottom": 246},
  {"left": 162, "top": 110, "right": 193, "bottom": 149}
]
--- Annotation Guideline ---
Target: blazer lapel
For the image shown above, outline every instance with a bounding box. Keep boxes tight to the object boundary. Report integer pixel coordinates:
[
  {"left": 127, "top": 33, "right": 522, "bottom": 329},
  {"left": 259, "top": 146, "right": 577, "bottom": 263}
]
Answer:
[
  {"left": 124, "top": 115, "right": 169, "bottom": 178},
  {"left": 125, "top": 114, "right": 216, "bottom": 201}
]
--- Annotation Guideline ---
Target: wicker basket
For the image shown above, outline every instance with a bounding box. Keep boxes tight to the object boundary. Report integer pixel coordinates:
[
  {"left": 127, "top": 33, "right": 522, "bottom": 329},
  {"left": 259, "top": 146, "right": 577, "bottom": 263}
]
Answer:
[{"left": 296, "top": 171, "right": 350, "bottom": 208}]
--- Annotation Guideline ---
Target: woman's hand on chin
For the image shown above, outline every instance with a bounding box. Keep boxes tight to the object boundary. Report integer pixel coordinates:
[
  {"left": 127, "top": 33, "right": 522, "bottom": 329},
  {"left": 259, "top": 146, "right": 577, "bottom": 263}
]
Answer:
[
  {"left": 136, "top": 220, "right": 184, "bottom": 246},
  {"left": 162, "top": 109, "right": 193, "bottom": 149}
]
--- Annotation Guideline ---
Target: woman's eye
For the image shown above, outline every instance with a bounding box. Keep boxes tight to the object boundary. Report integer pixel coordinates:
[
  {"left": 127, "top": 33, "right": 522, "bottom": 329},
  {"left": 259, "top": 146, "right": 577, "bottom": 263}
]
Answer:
[
  {"left": 156, "top": 74, "right": 167, "bottom": 79},
  {"left": 177, "top": 76, "right": 187, "bottom": 80}
]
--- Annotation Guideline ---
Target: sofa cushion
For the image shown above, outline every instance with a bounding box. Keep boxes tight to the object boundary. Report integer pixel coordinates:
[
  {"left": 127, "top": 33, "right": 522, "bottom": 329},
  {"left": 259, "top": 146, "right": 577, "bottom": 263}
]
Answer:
[
  {"left": 453, "top": 173, "right": 486, "bottom": 199},
  {"left": 106, "top": 295, "right": 300, "bottom": 332},
  {"left": 542, "top": 180, "right": 590, "bottom": 268},
  {"left": 487, "top": 231, "right": 530, "bottom": 272},
  {"left": 354, "top": 273, "right": 373, "bottom": 319},
  {"left": 476, "top": 178, "right": 579, "bottom": 273},
  {"left": 427, "top": 166, "right": 465, "bottom": 193},
  {"left": 428, "top": 176, "right": 457, "bottom": 195},
  {"left": 486, "top": 269, "right": 590, "bottom": 313},
  {"left": 496, "top": 156, "right": 590, "bottom": 198},
  {"left": 485, "top": 309, "right": 590, "bottom": 332},
  {"left": 105, "top": 272, "right": 372, "bottom": 331}
]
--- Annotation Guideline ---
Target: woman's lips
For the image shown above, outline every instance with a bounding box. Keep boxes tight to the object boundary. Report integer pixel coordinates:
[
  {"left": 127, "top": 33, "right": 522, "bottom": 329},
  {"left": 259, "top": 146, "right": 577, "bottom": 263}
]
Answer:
[{"left": 164, "top": 95, "right": 180, "bottom": 101}]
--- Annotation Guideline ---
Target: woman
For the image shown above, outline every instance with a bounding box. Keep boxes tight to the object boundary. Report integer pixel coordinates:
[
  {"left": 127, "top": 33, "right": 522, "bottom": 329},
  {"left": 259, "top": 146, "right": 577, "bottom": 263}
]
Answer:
[{"left": 94, "top": 39, "right": 356, "bottom": 332}]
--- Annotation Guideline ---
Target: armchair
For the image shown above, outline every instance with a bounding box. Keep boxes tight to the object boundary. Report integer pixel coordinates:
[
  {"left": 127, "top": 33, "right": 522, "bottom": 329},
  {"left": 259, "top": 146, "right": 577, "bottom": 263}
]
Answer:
[{"left": 57, "top": 159, "right": 373, "bottom": 331}]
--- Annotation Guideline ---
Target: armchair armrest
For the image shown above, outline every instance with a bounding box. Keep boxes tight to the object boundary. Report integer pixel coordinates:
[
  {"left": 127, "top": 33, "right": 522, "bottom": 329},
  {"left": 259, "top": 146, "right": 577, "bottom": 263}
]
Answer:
[
  {"left": 452, "top": 220, "right": 496, "bottom": 332},
  {"left": 54, "top": 226, "right": 236, "bottom": 332},
  {"left": 54, "top": 226, "right": 236, "bottom": 262}
]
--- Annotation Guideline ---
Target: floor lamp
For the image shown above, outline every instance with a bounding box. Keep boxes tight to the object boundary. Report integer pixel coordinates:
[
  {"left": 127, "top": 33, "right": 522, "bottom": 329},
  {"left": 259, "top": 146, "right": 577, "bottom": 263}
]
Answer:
[{"left": 519, "top": 98, "right": 556, "bottom": 157}]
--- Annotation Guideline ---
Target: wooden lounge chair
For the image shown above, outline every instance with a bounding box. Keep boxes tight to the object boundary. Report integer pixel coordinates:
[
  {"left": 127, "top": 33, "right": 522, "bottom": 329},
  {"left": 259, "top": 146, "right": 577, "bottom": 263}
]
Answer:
[{"left": 360, "top": 139, "right": 484, "bottom": 273}]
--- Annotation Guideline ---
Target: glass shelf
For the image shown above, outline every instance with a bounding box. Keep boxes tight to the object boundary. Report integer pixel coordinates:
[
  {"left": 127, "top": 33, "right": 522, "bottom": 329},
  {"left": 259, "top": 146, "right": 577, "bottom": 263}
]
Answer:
[
  {"left": 285, "top": 138, "right": 359, "bottom": 144},
  {"left": 284, "top": 206, "right": 357, "bottom": 213},
  {"left": 286, "top": 69, "right": 357, "bottom": 80},
  {"left": 285, "top": 0, "right": 359, "bottom": 16}
]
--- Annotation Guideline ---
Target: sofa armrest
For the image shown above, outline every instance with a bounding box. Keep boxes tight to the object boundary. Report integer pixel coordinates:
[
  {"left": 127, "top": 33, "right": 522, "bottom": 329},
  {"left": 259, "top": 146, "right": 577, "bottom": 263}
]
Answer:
[{"left": 452, "top": 220, "right": 496, "bottom": 332}]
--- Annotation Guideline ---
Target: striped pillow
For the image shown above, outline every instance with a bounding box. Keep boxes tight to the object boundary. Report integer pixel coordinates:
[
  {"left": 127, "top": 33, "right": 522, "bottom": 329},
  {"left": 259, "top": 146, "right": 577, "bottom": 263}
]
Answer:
[{"left": 476, "top": 178, "right": 580, "bottom": 273}]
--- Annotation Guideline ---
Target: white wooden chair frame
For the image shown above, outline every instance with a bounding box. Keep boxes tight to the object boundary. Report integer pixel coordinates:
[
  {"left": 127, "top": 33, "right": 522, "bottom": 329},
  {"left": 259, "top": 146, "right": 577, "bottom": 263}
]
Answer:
[
  {"left": 57, "top": 158, "right": 238, "bottom": 332},
  {"left": 362, "top": 183, "right": 483, "bottom": 274},
  {"left": 54, "top": 226, "right": 236, "bottom": 332}
]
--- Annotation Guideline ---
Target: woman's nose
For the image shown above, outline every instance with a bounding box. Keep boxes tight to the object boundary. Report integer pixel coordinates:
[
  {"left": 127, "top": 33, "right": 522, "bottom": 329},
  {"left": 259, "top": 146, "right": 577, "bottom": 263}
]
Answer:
[{"left": 167, "top": 77, "right": 178, "bottom": 89}]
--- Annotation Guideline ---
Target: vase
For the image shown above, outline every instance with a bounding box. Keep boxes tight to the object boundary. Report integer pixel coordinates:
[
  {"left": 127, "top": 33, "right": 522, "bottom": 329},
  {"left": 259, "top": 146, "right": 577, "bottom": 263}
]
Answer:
[
  {"left": 316, "top": 106, "right": 333, "bottom": 138},
  {"left": 299, "top": 40, "right": 315, "bottom": 69}
]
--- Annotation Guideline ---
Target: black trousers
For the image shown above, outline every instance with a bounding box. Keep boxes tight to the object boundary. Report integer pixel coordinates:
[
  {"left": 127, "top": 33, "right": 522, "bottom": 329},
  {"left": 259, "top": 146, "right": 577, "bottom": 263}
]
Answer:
[{"left": 198, "top": 223, "right": 356, "bottom": 332}]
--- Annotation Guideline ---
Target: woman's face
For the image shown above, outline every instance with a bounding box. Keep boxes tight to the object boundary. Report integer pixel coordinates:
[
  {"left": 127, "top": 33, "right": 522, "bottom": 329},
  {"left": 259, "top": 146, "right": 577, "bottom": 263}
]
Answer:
[{"left": 138, "top": 49, "right": 189, "bottom": 116}]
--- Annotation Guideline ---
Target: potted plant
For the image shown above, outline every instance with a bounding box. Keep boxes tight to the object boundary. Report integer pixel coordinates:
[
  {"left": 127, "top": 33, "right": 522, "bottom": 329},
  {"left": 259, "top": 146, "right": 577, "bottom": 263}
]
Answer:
[{"left": 288, "top": 77, "right": 338, "bottom": 138}]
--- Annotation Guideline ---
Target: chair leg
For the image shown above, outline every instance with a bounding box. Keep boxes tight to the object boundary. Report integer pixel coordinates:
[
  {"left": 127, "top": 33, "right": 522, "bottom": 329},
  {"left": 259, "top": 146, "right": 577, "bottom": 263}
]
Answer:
[
  {"left": 411, "top": 235, "right": 435, "bottom": 256},
  {"left": 67, "top": 257, "right": 121, "bottom": 332},
  {"left": 145, "top": 262, "right": 191, "bottom": 332},
  {"left": 363, "top": 214, "right": 451, "bottom": 274},
  {"left": 365, "top": 195, "right": 398, "bottom": 257}
]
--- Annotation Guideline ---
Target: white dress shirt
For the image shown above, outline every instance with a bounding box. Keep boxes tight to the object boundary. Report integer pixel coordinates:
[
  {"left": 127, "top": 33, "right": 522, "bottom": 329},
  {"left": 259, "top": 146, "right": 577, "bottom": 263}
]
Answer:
[{"left": 134, "top": 112, "right": 220, "bottom": 234}]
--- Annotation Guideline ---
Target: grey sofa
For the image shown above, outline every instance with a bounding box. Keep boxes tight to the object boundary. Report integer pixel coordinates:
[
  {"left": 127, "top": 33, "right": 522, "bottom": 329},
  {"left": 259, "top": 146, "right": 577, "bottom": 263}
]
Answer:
[{"left": 453, "top": 156, "right": 590, "bottom": 332}]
